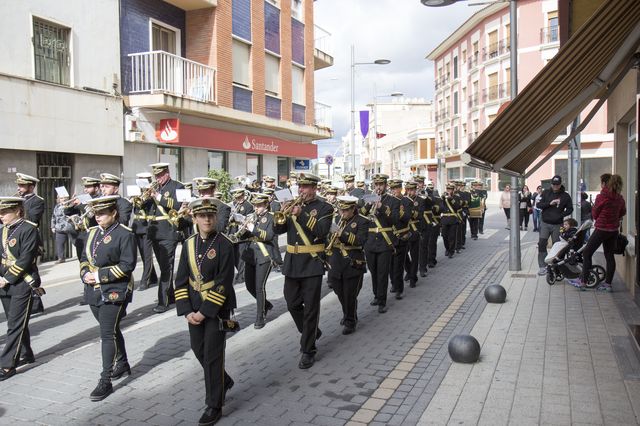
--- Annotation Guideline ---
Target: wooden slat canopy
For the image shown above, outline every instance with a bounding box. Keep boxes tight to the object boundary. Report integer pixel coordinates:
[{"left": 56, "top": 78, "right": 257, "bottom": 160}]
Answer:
[{"left": 463, "top": 0, "right": 640, "bottom": 176}]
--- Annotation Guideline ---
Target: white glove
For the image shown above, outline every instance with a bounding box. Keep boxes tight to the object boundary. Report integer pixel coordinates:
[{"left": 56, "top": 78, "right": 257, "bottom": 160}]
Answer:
[{"left": 247, "top": 223, "right": 255, "bottom": 232}]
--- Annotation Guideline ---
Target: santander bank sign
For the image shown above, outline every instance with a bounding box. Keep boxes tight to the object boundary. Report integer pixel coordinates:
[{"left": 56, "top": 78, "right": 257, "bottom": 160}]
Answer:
[{"left": 177, "top": 122, "right": 317, "bottom": 159}]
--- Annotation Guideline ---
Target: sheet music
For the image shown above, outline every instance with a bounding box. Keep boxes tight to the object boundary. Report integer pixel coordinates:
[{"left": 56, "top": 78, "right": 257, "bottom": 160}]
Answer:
[
  {"left": 127, "top": 185, "right": 141, "bottom": 197},
  {"left": 54, "top": 186, "right": 69, "bottom": 197},
  {"left": 275, "top": 188, "right": 294, "bottom": 202}
]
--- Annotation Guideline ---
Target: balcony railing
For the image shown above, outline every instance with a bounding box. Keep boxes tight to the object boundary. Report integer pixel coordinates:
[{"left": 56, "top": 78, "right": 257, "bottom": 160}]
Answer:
[
  {"left": 482, "top": 83, "right": 511, "bottom": 103},
  {"left": 468, "top": 93, "right": 479, "bottom": 108},
  {"left": 435, "top": 73, "right": 451, "bottom": 90},
  {"left": 314, "top": 101, "right": 332, "bottom": 129},
  {"left": 128, "top": 51, "right": 216, "bottom": 103},
  {"left": 467, "top": 52, "right": 479, "bottom": 70},
  {"left": 540, "top": 25, "right": 559, "bottom": 44},
  {"left": 434, "top": 108, "right": 450, "bottom": 122},
  {"left": 314, "top": 24, "right": 333, "bottom": 57}
]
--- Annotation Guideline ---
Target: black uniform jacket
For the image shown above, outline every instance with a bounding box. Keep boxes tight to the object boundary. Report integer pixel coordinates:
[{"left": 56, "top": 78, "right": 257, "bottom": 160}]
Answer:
[
  {"left": 361, "top": 193, "right": 400, "bottom": 252},
  {"left": 0, "top": 219, "right": 41, "bottom": 296},
  {"left": 407, "top": 196, "right": 425, "bottom": 241},
  {"left": 441, "top": 193, "right": 462, "bottom": 225},
  {"left": 131, "top": 198, "right": 154, "bottom": 235},
  {"left": 65, "top": 197, "right": 99, "bottom": 232},
  {"left": 458, "top": 190, "right": 471, "bottom": 216},
  {"left": 327, "top": 213, "right": 369, "bottom": 280},
  {"left": 274, "top": 197, "right": 333, "bottom": 278},
  {"left": 147, "top": 179, "right": 184, "bottom": 241},
  {"left": 23, "top": 194, "right": 45, "bottom": 226},
  {"left": 421, "top": 194, "right": 435, "bottom": 229},
  {"left": 240, "top": 211, "right": 275, "bottom": 265},
  {"left": 174, "top": 232, "right": 236, "bottom": 318},
  {"left": 116, "top": 196, "right": 133, "bottom": 226},
  {"left": 80, "top": 223, "right": 137, "bottom": 306},
  {"left": 395, "top": 195, "right": 413, "bottom": 244}
]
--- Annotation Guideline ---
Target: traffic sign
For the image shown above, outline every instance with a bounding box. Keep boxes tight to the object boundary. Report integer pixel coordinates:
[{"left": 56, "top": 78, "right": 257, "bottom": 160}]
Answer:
[
  {"left": 325, "top": 155, "right": 334, "bottom": 166},
  {"left": 294, "top": 159, "right": 310, "bottom": 170}
]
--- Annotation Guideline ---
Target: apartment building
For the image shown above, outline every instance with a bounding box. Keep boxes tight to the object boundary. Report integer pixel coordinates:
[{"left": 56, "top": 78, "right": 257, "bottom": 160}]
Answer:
[
  {"left": 427, "top": 0, "right": 613, "bottom": 192},
  {"left": 121, "top": 0, "right": 333, "bottom": 187}
]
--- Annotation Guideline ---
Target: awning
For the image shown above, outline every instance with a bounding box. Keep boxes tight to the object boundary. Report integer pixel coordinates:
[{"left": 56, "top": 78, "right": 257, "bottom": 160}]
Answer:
[{"left": 463, "top": 0, "right": 640, "bottom": 177}]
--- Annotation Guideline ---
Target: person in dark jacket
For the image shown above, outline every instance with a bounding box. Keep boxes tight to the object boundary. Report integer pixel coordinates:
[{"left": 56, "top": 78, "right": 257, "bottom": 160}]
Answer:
[
  {"left": 570, "top": 174, "right": 626, "bottom": 292},
  {"left": 518, "top": 185, "right": 532, "bottom": 230},
  {"left": 79, "top": 196, "right": 137, "bottom": 401},
  {"left": 536, "top": 175, "right": 573, "bottom": 275},
  {"left": 174, "top": 197, "right": 236, "bottom": 426},
  {"left": 99, "top": 173, "right": 133, "bottom": 226},
  {"left": 16, "top": 173, "right": 45, "bottom": 226}
]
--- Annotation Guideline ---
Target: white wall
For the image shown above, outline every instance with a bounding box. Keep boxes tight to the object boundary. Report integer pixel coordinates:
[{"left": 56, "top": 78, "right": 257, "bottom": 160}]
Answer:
[
  {"left": 0, "top": 0, "right": 120, "bottom": 92},
  {"left": 262, "top": 155, "right": 278, "bottom": 179}
]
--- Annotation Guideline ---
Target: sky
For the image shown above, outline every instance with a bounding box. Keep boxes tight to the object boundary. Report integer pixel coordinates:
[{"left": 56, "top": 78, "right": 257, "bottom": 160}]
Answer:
[{"left": 313, "top": 0, "right": 478, "bottom": 157}]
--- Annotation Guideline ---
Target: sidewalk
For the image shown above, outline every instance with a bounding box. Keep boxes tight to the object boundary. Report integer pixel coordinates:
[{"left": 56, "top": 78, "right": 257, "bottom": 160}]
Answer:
[{"left": 418, "top": 246, "right": 640, "bottom": 425}]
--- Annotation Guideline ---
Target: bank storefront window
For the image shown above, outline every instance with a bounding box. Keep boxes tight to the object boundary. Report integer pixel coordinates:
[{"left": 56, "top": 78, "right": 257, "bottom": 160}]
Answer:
[
  {"left": 447, "top": 167, "right": 460, "bottom": 181},
  {"left": 247, "top": 154, "right": 262, "bottom": 182},
  {"left": 159, "top": 147, "right": 181, "bottom": 181},
  {"left": 208, "top": 151, "right": 227, "bottom": 172}
]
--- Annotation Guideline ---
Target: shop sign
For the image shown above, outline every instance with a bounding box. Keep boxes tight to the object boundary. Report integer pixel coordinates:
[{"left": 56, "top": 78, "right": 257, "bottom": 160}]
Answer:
[{"left": 157, "top": 119, "right": 180, "bottom": 143}]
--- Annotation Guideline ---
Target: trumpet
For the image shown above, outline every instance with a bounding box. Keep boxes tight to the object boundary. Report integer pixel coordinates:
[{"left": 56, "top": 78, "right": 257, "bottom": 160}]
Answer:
[
  {"left": 61, "top": 196, "right": 79, "bottom": 207},
  {"left": 139, "top": 181, "right": 160, "bottom": 203},
  {"left": 273, "top": 196, "right": 304, "bottom": 225},
  {"left": 325, "top": 218, "right": 347, "bottom": 256},
  {"left": 69, "top": 207, "right": 95, "bottom": 232},
  {"left": 227, "top": 213, "right": 257, "bottom": 243},
  {"left": 167, "top": 205, "right": 190, "bottom": 228}
]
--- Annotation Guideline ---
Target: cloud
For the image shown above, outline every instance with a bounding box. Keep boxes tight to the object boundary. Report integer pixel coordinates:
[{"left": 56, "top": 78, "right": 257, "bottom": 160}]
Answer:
[{"left": 314, "top": 0, "right": 477, "bottom": 143}]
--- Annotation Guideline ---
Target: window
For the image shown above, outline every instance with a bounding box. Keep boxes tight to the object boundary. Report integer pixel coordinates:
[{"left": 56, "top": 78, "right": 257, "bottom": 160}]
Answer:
[
  {"left": 453, "top": 92, "right": 459, "bottom": 114},
  {"left": 264, "top": 1, "right": 280, "bottom": 54},
  {"left": 453, "top": 127, "right": 459, "bottom": 150},
  {"left": 247, "top": 154, "right": 262, "bottom": 181},
  {"left": 488, "top": 30, "right": 498, "bottom": 58},
  {"left": 291, "top": 18, "right": 304, "bottom": 65},
  {"left": 232, "top": 39, "right": 251, "bottom": 87},
  {"left": 453, "top": 56, "right": 458, "bottom": 79},
  {"left": 463, "top": 166, "right": 476, "bottom": 179},
  {"left": 208, "top": 151, "right": 227, "bottom": 172},
  {"left": 447, "top": 167, "right": 461, "bottom": 180},
  {"left": 33, "top": 17, "right": 71, "bottom": 86},
  {"left": 488, "top": 72, "right": 498, "bottom": 100},
  {"left": 505, "top": 67, "right": 511, "bottom": 96},
  {"left": 232, "top": 0, "right": 252, "bottom": 41},
  {"left": 291, "top": 0, "right": 304, "bottom": 22},
  {"left": 277, "top": 157, "right": 290, "bottom": 187},
  {"left": 152, "top": 22, "right": 177, "bottom": 54},
  {"left": 548, "top": 11, "right": 559, "bottom": 42},
  {"left": 265, "top": 53, "right": 280, "bottom": 95},
  {"left": 488, "top": 114, "right": 497, "bottom": 124},
  {"left": 554, "top": 157, "right": 612, "bottom": 192},
  {"left": 627, "top": 120, "right": 637, "bottom": 236},
  {"left": 505, "top": 23, "right": 511, "bottom": 48},
  {"left": 292, "top": 65, "right": 305, "bottom": 105},
  {"left": 159, "top": 147, "right": 181, "bottom": 181}
]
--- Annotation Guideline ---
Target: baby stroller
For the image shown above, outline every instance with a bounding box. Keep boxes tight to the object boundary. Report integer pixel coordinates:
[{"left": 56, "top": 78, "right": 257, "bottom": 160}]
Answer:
[{"left": 544, "top": 220, "right": 605, "bottom": 288}]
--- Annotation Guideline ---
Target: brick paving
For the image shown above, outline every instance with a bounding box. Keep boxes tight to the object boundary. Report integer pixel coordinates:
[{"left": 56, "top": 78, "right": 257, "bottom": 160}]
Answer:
[{"left": 1, "top": 210, "right": 639, "bottom": 425}]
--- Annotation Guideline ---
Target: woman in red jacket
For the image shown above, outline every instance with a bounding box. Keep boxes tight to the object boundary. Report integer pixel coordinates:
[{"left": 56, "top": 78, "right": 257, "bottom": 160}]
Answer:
[{"left": 572, "top": 174, "right": 626, "bottom": 291}]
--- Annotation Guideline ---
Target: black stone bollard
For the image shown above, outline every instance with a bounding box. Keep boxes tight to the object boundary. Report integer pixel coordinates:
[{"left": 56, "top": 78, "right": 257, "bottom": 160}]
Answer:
[
  {"left": 448, "top": 335, "right": 480, "bottom": 363},
  {"left": 484, "top": 284, "right": 507, "bottom": 303}
]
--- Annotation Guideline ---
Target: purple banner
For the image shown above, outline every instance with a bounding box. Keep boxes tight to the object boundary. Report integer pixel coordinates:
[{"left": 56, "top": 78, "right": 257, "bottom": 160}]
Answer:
[{"left": 359, "top": 110, "right": 369, "bottom": 139}]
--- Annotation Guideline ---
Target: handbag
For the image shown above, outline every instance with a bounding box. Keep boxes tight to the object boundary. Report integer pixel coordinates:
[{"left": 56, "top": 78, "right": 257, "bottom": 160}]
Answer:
[
  {"left": 218, "top": 311, "right": 241, "bottom": 333},
  {"left": 614, "top": 232, "right": 629, "bottom": 256}
]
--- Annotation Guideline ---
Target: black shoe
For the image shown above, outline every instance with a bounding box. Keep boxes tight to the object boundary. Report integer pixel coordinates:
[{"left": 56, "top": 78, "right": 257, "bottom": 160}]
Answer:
[
  {"left": 0, "top": 368, "right": 16, "bottom": 381},
  {"left": 198, "top": 407, "right": 222, "bottom": 426},
  {"left": 370, "top": 298, "right": 380, "bottom": 306},
  {"left": 378, "top": 305, "right": 388, "bottom": 314},
  {"left": 448, "top": 253, "right": 454, "bottom": 259},
  {"left": 409, "top": 281, "right": 417, "bottom": 288},
  {"left": 111, "top": 363, "right": 131, "bottom": 380},
  {"left": 339, "top": 318, "right": 345, "bottom": 326},
  {"left": 342, "top": 326, "right": 355, "bottom": 335},
  {"left": 90, "top": 379, "right": 113, "bottom": 401},
  {"left": 479, "top": 231, "right": 484, "bottom": 234},
  {"left": 403, "top": 274, "right": 410, "bottom": 282},
  {"left": 316, "top": 329, "right": 322, "bottom": 340},
  {"left": 461, "top": 246, "right": 466, "bottom": 250},
  {"left": 428, "top": 263, "right": 436, "bottom": 268},
  {"left": 389, "top": 287, "right": 397, "bottom": 293},
  {"left": 18, "top": 354, "right": 36, "bottom": 367},
  {"left": 419, "top": 271, "right": 427, "bottom": 277},
  {"left": 152, "top": 305, "right": 169, "bottom": 314},
  {"left": 298, "top": 353, "right": 315, "bottom": 369},
  {"left": 395, "top": 292, "right": 403, "bottom": 300},
  {"left": 224, "top": 377, "right": 234, "bottom": 394},
  {"left": 254, "top": 319, "right": 265, "bottom": 329}
]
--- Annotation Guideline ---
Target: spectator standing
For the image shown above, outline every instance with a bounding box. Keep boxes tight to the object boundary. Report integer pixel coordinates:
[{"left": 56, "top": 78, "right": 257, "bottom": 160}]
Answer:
[
  {"left": 518, "top": 185, "right": 532, "bottom": 230},
  {"left": 532, "top": 185, "right": 543, "bottom": 232},
  {"left": 536, "top": 175, "right": 573, "bottom": 275},
  {"left": 50, "top": 196, "right": 75, "bottom": 263},
  {"left": 580, "top": 192, "right": 593, "bottom": 239},
  {"left": 571, "top": 174, "right": 626, "bottom": 292},
  {"left": 499, "top": 185, "right": 511, "bottom": 229}
]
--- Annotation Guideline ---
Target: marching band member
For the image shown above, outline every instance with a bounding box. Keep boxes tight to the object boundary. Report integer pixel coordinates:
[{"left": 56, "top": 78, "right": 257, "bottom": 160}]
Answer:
[
  {"left": 356, "top": 180, "right": 371, "bottom": 195},
  {"left": 263, "top": 188, "right": 284, "bottom": 271},
  {"left": 237, "top": 193, "right": 275, "bottom": 329},
  {"left": 262, "top": 175, "right": 281, "bottom": 191},
  {"left": 426, "top": 181, "right": 442, "bottom": 268},
  {"left": 66, "top": 177, "right": 101, "bottom": 261},
  {"left": 403, "top": 181, "right": 424, "bottom": 288},
  {"left": 229, "top": 188, "right": 254, "bottom": 284},
  {"left": 147, "top": 163, "right": 184, "bottom": 313},
  {"left": 131, "top": 172, "right": 158, "bottom": 291},
  {"left": 193, "top": 177, "right": 230, "bottom": 233},
  {"left": 362, "top": 174, "right": 398, "bottom": 313},
  {"left": 389, "top": 180, "right": 412, "bottom": 300},
  {"left": 325, "top": 186, "right": 339, "bottom": 211},
  {"left": 273, "top": 172, "right": 333, "bottom": 369},
  {"left": 468, "top": 181, "right": 486, "bottom": 240},
  {"left": 174, "top": 197, "right": 236, "bottom": 426},
  {"left": 326, "top": 196, "right": 369, "bottom": 335},
  {"left": 0, "top": 197, "right": 41, "bottom": 381},
  {"left": 99, "top": 173, "right": 133, "bottom": 225},
  {"left": 344, "top": 174, "right": 364, "bottom": 199},
  {"left": 441, "top": 183, "right": 461, "bottom": 259},
  {"left": 79, "top": 196, "right": 136, "bottom": 401},
  {"left": 455, "top": 180, "right": 470, "bottom": 252},
  {"left": 15, "top": 173, "right": 44, "bottom": 226}
]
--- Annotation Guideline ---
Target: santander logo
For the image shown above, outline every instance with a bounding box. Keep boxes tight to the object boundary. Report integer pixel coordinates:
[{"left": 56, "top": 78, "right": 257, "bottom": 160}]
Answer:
[
  {"left": 242, "top": 136, "right": 251, "bottom": 150},
  {"left": 159, "top": 120, "right": 178, "bottom": 142}
]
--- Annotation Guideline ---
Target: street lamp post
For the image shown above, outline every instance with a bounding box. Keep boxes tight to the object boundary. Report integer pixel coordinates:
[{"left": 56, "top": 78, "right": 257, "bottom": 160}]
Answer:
[{"left": 350, "top": 45, "right": 390, "bottom": 178}]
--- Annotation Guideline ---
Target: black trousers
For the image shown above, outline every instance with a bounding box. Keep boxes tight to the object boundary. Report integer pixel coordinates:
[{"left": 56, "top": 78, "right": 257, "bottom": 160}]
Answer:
[
  {"left": 519, "top": 209, "right": 530, "bottom": 227},
  {"left": 391, "top": 243, "right": 408, "bottom": 293},
  {"left": 479, "top": 211, "right": 486, "bottom": 233},
  {"left": 581, "top": 229, "right": 618, "bottom": 284},
  {"left": 456, "top": 215, "right": 467, "bottom": 249},
  {"left": 442, "top": 222, "right": 457, "bottom": 254},
  {"left": 418, "top": 229, "right": 429, "bottom": 273},
  {"left": 136, "top": 233, "right": 158, "bottom": 287},
  {"left": 365, "top": 249, "right": 392, "bottom": 306},
  {"left": 245, "top": 261, "right": 272, "bottom": 322},
  {"left": 0, "top": 285, "right": 33, "bottom": 368},
  {"left": 469, "top": 217, "right": 480, "bottom": 237},
  {"left": 331, "top": 273, "right": 363, "bottom": 328},
  {"left": 428, "top": 224, "right": 440, "bottom": 265},
  {"left": 189, "top": 316, "right": 232, "bottom": 409},
  {"left": 90, "top": 302, "right": 128, "bottom": 381},
  {"left": 74, "top": 232, "right": 87, "bottom": 262},
  {"left": 55, "top": 231, "right": 69, "bottom": 260},
  {"left": 284, "top": 275, "right": 322, "bottom": 354},
  {"left": 271, "top": 235, "right": 283, "bottom": 265},
  {"left": 233, "top": 243, "right": 248, "bottom": 282},
  {"left": 404, "top": 238, "right": 420, "bottom": 284},
  {"left": 151, "top": 238, "right": 178, "bottom": 306}
]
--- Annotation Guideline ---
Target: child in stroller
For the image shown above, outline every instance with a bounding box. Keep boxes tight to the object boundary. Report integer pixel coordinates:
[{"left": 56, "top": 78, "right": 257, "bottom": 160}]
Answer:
[{"left": 544, "top": 218, "right": 605, "bottom": 289}]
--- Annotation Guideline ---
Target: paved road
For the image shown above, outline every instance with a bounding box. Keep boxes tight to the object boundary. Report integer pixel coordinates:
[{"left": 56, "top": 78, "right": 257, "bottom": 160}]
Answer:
[{"left": 0, "top": 209, "right": 524, "bottom": 425}]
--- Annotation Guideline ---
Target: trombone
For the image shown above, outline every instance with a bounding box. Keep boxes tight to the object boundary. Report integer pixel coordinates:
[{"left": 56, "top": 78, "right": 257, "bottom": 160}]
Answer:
[{"left": 273, "top": 196, "right": 304, "bottom": 225}]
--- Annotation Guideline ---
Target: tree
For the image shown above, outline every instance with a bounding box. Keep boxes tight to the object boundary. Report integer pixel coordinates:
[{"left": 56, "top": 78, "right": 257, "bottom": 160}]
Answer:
[{"left": 208, "top": 169, "right": 234, "bottom": 203}]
